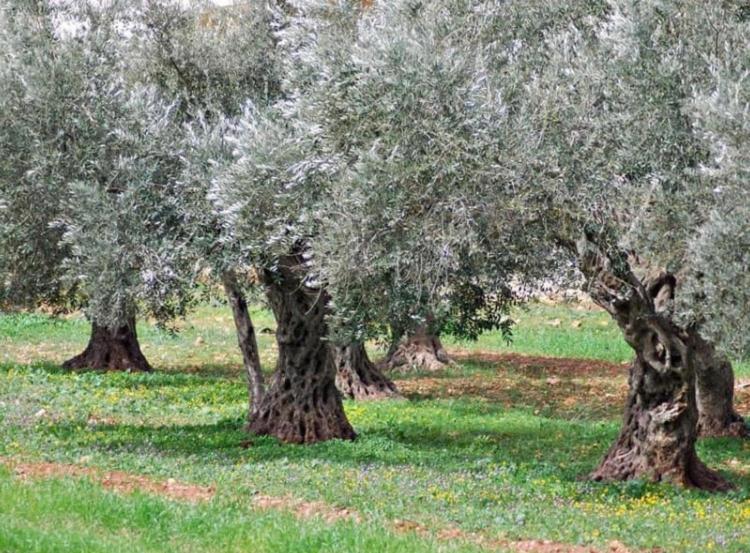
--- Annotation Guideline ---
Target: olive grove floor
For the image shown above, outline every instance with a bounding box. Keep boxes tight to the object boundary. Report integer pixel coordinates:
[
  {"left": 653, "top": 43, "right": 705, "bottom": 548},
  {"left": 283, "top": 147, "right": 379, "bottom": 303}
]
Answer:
[{"left": 0, "top": 303, "right": 748, "bottom": 552}]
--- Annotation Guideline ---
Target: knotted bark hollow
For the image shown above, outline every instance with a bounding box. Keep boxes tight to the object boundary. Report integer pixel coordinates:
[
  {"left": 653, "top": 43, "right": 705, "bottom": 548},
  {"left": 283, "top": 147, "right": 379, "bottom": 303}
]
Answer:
[
  {"left": 381, "top": 325, "right": 453, "bottom": 373},
  {"left": 62, "top": 317, "right": 152, "bottom": 372},
  {"left": 645, "top": 268, "right": 747, "bottom": 438},
  {"left": 693, "top": 336, "right": 748, "bottom": 438},
  {"left": 576, "top": 239, "right": 731, "bottom": 491},
  {"left": 223, "top": 271, "right": 265, "bottom": 421},
  {"left": 333, "top": 342, "right": 401, "bottom": 400},
  {"left": 249, "top": 255, "right": 356, "bottom": 444}
]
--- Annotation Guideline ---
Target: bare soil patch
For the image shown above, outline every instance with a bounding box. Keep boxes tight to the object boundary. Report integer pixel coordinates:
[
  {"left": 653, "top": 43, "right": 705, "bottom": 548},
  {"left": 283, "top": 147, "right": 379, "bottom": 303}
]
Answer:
[
  {"left": 394, "top": 352, "right": 633, "bottom": 420},
  {"left": 392, "top": 518, "right": 637, "bottom": 553},
  {"left": 451, "top": 352, "right": 629, "bottom": 378},
  {"left": 0, "top": 457, "right": 214, "bottom": 503},
  {"left": 736, "top": 379, "right": 750, "bottom": 416}
]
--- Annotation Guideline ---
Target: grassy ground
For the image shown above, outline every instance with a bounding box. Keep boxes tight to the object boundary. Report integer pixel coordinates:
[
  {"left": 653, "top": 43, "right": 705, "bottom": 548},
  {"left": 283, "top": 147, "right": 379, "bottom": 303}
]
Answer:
[{"left": 1, "top": 302, "right": 749, "bottom": 552}]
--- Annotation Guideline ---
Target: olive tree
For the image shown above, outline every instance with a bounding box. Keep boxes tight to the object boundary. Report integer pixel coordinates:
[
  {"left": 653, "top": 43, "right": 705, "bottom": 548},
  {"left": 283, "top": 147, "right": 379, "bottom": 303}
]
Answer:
[
  {"left": 126, "top": 0, "right": 281, "bottom": 415},
  {"left": 304, "top": 0, "right": 527, "bottom": 378},
  {"left": 211, "top": 101, "right": 359, "bottom": 442},
  {"left": 507, "top": 0, "right": 749, "bottom": 489},
  {"left": 0, "top": 0, "right": 188, "bottom": 371},
  {"left": 302, "top": 0, "right": 747, "bottom": 487}
]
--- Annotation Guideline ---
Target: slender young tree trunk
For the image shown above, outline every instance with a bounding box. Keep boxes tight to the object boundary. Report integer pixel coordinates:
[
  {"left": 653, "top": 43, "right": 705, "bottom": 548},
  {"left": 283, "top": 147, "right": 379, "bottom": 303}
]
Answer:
[
  {"left": 62, "top": 316, "right": 152, "bottom": 372},
  {"left": 576, "top": 238, "right": 730, "bottom": 491},
  {"left": 248, "top": 253, "right": 356, "bottom": 444},
  {"left": 222, "top": 270, "right": 265, "bottom": 422},
  {"left": 333, "top": 342, "right": 400, "bottom": 400},
  {"left": 381, "top": 324, "right": 453, "bottom": 373},
  {"left": 693, "top": 335, "right": 748, "bottom": 438}
]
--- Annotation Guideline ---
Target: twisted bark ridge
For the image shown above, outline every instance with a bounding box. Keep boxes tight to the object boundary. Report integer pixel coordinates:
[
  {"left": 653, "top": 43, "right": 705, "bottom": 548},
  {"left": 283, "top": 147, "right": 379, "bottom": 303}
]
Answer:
[
  {"left": 222, "top": 270, "right": 265, "bottom": 421},
  {"left": 333, "top": 342, "right": 401, "bottom": 400},
  {"left": 381, "top": 325, "right": 453, "bottom": 373},
  {"left": 62, "top": 317, "right": 152, "bottom": 372},
  {"left": 643, "top": 268, "right": 746, "bottom": 438},
  {"left": 577, "top": 237, "right": 731, "bottom": 491},
  {"left": 249, "top": 253, "right": 356, "bottom": 444}
]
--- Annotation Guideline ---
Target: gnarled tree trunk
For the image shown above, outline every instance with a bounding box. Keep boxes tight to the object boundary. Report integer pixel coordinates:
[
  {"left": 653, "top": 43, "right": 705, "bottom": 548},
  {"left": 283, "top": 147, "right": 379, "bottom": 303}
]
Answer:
[
  {"left": 249, "top": 254, "right": 356, "bottom": 444},
  {"left": 693, "top": 335, "right": 747, "bottom": 438},
  {"left": 643, "top": 268, "right": 746, "bottom": 438},
  {"left": 333, "top": 342, "right": 400, "bottom": 400},
  {"left": 381, "top": 325, "right": 453, "bottom": 373},
  {"left": 62, "top": 316, "right": 152, "bottom": 372},
  {"left": 222, "top": 270, "right": 265, "bottom": 422},
  {"left": 577, "top": 238, "right": 730, "bottom": 491}
]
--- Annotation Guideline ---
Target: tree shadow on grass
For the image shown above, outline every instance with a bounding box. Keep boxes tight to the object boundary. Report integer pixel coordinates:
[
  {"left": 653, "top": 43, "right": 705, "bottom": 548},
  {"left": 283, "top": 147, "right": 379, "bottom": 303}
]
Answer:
[{"left": 37, "top": 409, "right": 750, "bottom": 491}]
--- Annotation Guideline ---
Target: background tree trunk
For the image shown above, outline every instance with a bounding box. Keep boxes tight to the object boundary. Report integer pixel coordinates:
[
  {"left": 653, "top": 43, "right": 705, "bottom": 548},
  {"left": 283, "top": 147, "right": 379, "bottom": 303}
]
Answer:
[
  {"left": 222, "top": 271, "right": 265, "bottom": 422},
  {"left": 62, "top": 317, "right": 152, "bottom": 372},
  {"left": 333, "top": 342, "right": 400, "bottom": 400},
  {"left": 381, "top": 325, "right": 453, "bottom": 373},
  {"left": 249, "top": 254, "right": 356, "bottom": 444},
  {"left": 576, "top": 238, "right": 730, "bottom": 491},
  {"left": 692, "top": 335, "right": 748, "bottom": 438}
]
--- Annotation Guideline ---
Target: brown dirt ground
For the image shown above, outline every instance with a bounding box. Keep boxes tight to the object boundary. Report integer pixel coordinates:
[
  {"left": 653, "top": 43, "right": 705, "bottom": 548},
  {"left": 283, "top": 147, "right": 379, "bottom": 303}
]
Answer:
[
  {"left": 0, "top": 457, "right": 214, "bottom": 503},
  {"left": 395, "top": 352, "right": 630, "bottom": 420},
  {"left": 450, "top": 352, "right": 629, "bottom": 377},
  {"left": 397, "top": 352, "right": 750, "bottom": 423}
]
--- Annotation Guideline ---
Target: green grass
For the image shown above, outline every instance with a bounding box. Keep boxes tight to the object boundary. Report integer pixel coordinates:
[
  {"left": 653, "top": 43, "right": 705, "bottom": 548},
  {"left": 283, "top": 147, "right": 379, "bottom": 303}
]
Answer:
[
  {"left": 444, "top": 302, "right": 750, "bottom": 376},
  {"left": 1, "top": 303, "right": 749, "bottom": 552},
  {"left": 0, "top": 466, "right": 480, "bottom": 553}
]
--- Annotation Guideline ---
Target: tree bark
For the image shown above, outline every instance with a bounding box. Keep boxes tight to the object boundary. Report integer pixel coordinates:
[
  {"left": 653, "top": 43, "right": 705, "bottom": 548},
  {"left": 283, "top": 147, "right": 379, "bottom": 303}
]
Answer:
[
  {"left": 333, "top": 342, "right": 401, "bottom": 400},
  {"left": 222, "top": 270, "right": 265, "bottom": 422},
  {"left": 62, "top": 316, "right": 152, "bottom": 372},
  {"left": 642, "top": 267, "right": 747, "bottom": 438},
  {"left": 248, "top": 253, "right": 356, "bottom": 444},
  {"left": 380, "top": 325, "right": 453, "bottom": 373},
  {"left": 693, "top": 335, "right": 748, "bottom": 438},
  {"left": 576, "top": 238, "right": 731, "bottom": 491}
]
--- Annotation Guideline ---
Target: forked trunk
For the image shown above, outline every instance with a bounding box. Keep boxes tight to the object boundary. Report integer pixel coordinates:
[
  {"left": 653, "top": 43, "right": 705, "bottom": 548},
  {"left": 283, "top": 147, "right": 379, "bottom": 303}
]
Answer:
[
  {"left": 249, "top": 254, "right": 356, "bottom": 444},
  {"left": 381, "top": 325, "right": 453, "bottom": 373},
  {"left": 576, "top": 238, "right": 730, "bottom": 491},
  {"left": 222, "top": 271, "right": 265, "bottom": 421},
  {"left": 693, "top": 335, "right": 747, "bottom": 438},
  {"left": 333, "top": 342, "right": 401, "bottom": 400},
  {"left": 62, "top": 316, "right": 152, "bottom": 372}
]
